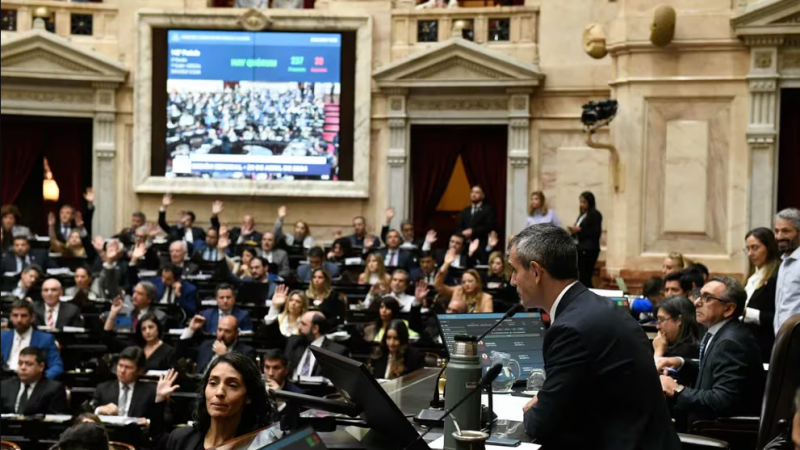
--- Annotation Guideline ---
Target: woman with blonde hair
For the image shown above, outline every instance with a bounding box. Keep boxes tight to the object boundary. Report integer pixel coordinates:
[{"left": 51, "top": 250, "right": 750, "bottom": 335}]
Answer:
[
  {"left": 306, "top": 268, "right": 346, "bottom": 326},
  {"left": 435, "top": 249, "right": 493, "bottom": 313},
  {"left": 525, "top": 191, "right": 562, "bottom": 228},
  {"left": 661, "top": 251, "right": 686, "bottom": 276},
  {"left": 264, "top": 285, "right": 308, "bottom": 337},
  {"left": 358, "top": 252, "right": 391, "bottom": 286}
]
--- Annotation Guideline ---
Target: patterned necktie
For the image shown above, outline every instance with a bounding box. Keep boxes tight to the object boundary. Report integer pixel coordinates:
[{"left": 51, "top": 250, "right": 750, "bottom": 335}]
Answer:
[
  {"left": 300, "top": 350, "right": 312, "bottom": 376},
  {"left": 699, "top": 332, "right": 712, "bottom": 362},
  {"left": 389, "top": 252, "right": 396, "bottom": 266},
  {"left": 119, "top": 385, "right": 130, "bottom": 417},
  {"left": 47, "top": 308, "right": 55, "bottom": 328},
  {"left": 17, "top": 384, "right": 30, "bottom": 414}
]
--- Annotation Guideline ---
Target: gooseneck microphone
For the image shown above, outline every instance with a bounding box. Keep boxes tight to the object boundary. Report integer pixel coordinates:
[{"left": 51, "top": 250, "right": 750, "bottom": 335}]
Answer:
[
  {"left": 401, "top": 364, "right": 503, "bottom": 450},
  {"left": 476, "top": 304, "right": 524, "bottom": 343}
]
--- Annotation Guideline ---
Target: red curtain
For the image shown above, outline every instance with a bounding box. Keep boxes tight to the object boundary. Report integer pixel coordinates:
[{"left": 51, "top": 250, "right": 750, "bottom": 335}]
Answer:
[
  {"left": 460, "top": 126, "right": 507, "bottom": 243},
  {"left": 44, "top": 124, "right": 84, "bottom": 212},
  {"left": 411, "top": 127, "right": 462, "bottom": 238},
  {"left": 1, "top": 122, "right": 45, "bottom": 205}
]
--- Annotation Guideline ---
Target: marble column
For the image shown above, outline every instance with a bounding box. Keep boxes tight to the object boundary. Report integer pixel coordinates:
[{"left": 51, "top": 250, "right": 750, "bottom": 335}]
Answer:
[
  {"left": 386, "top": 89, "right": 410, "bottom": 223},
  {"left": 93, "top": 82, "right": 118, "bottom": 238},
  {"left": 506, "top": 89, "right": 531, "bottom": 237},
  {"left": 745, "top": 46, "right": 779, "bottom": 229}
]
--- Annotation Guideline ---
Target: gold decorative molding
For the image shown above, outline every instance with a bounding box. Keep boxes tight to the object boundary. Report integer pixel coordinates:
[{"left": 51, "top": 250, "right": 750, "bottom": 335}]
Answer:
[
  {"left": 2, "top": 48, "right": 94, "bottom": 73},
  {"left": 406, "top": 57, "right": 507, "bottom": 79},
  {"left": 1, "top": 89, "right": 94, "bottom": 104},
  {"left": 754, "top": 51, "right": 773, "bottom": 68},
  {"left": 238, "top": 9, "right": 272, "bottom": 31},
  {"left": 407, "top": 97, "right": 507, "bottom": 111},
  {"left": 781, "top": 51, "right": 800, "bottom": 69}
]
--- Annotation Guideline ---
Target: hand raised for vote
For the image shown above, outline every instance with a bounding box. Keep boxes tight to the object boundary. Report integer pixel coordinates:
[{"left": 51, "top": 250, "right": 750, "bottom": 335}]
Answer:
[
  {"left": 278, "top": 205, "right": 287, "bottom": 220},
  {"left": 155, "top": 369, "right": 180, "bottom": 403},
  {"left": 109, "top": 296, "right": 124, "bottom": 316},
  {"left": 468, "top": 239, "right": 480, "bottom": 256},
  {"left": 444, "top": 248, "right": 457, "bottom": 266},
  {"left": 364, "top": 235, "right": 375, "bottom": 249},
  {"left": 48, "top": 212, "right": 56, "bottom": 227},
  {"left": 212, "top": 340, "right": 228, "bottom": 356},
  {"left": 425, "top": 230, "right": 437, "bottom": 244},
  {"left": 83, "top": 188, "right": 94, "bottom": 205},
  {"left": 96, "top": 403, "right": 119, "bottom": 416},
  {"left": 147, "top": 222, "right": 160, "bottom": 238},
  {"left": 162, "top": 194, "right": 173, "bottom": 208},
  {"left": 74, "top": 211, "right": 84, "bottom": 228},
  {"left": 188, "top": 314, "right": 206, "bottom": 331},
  {"left": 217, "top": 233, "right": 230, "bottom": 251},
  {"left": 272, "top": 284, "right": 289, "bottom": 308},
  {"left": 522, "top": 395, "right": 538, "bottom": 413},
  {"left": 130, "top": 243, "right": 146, "bottom": 262},
  {"left": 414, "top": 281, "right": 429, "bottom": 302},
  {"left": 92, "top": 236, "right": 105, "bottom": 253},
  {"left": 211, "top": 200, "right": 224, "bottom": 216},
  {"left": 385, "top": 207, "right": 395, "bottom": 224},
  {"left": 488, "top": 231, "right": 499, "bottom": 249}
]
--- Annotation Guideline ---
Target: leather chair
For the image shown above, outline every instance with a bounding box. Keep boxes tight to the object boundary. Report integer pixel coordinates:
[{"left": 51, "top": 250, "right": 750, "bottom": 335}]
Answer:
[
  {"left": 688, "top": 314, "right": 800, "bottom": 449},
  {"left": 0, "top": 442, "right": 21, "bottom": 450}
]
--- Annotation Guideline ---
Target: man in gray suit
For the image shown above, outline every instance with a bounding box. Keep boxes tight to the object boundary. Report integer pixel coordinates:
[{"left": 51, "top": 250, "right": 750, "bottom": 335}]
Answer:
[{"left": 259, "top": 232, "right": 291, "bottom": 278}]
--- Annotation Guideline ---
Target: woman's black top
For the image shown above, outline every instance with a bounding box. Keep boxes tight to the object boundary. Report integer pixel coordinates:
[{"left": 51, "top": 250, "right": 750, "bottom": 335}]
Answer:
[
  {"left": 103, "top": 330, "right": 176, "bottom": 371},
  {"left": 370, "top": 347, "right": 426, "bottom": 379},
  {"left": 165, "top": 425, "right": 204, "bottom": 450},
  {"left": 745, "top": 276, "right": 777, "bottom": 363},
  {"left": 573, "top": 209, "right": 603, "bottom": 251},
  {"left": 313, "top": 292, "right": 346, "bottom": 327},
  {"left": 664, "top": 337, "right": 700, "bottom": 360}
]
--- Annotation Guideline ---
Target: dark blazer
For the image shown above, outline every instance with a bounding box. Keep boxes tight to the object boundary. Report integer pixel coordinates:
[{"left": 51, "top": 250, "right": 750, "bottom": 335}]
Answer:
[
  {"left": 1, "top": 330, "right": 64, "bottom": 379},
  {"left": 211, "top": 216, "right": 262, "bottom": 252},
  {"left": 93, "top": 379, "right": 163, "bottom": 419},
  {"left": 456, "top": 203, "right": 496, "bottom": 245},
  {"left": 1, "top": 250, "right": 49, "bottom": 274},
  {"left": 200, "top": 307, "right": 252, "bottom": 334},
  {"left": 370, "top": 347, "right": 425, "bottom": 379},
  {"left": 376, "top": 247, "right": 415, "bottom": 272},
  {"left": 745, "top": 275, "right": 777, "bottom": 363},
  {"left": 262, "top": 248, "right": 291, "bottom": 278},
  {"left": 149, "top": 276, "right": 198, "bottom": 317},
  {"left": 297, "top": 262, "right": 340, "bottom": 281},
  {"left": 285, "top": 336, "right": 348, "bottom": 377},
  {"left": 345, "top": 234, "right": 381, "bottom": 251},
  {"left": 280, "top": 380, "right": 306, "bottom": 394},
  {"left": 165, "top": 425, "right": 204, "bottom": 450},
  {"left": 33, "top": 301, "right": 83, "bottom": 329},
  {"left": 103, "top": 331, "right": 176, "bottom": 371},
  {"left": 0, "top": 377, "right": 68, "bottom": 415},
  {"left": 380, "top": 225, "right": 423, "bottom": 252},
  {"left": 93, "top": 259, "right": 132, "bottom": 295},
  {"left": 53, "top": 206, "right": 94, "bottom": 243},
  {"left": 177, "top": 333, "right": 256, "bottom": 374},
  {"left": 674, "top": 319, "right": 765, "bottom": 425},
  {"left": 523, "top": 283, "right": 680, "bottom": 450},
  {"left": 158, "top": 210, "right": 205, "bottom": 251},
  {"left": 573, "top": 209, "right": 603, "bottom": 251},
  {"left": 312, "top": 294, "right": 346, "bottom": 328}
]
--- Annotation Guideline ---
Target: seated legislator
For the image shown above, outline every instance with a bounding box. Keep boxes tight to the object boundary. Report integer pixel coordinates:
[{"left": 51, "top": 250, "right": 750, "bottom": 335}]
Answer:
[
  {"left": 178, "top": 314, "right": 256, "bottom": 374},
  {"left": 106, "top": 281, "right": 167, "bottom": 331},
  {"left": 165, "top": 352, "right": 273, "bottom": 450},
  {"left": 226, "top": 247, "right": 258, "bottom": 279},
  {"left": 158, "top": 193, "right": 206, "bottom": 250},
  {"left": 212, "top": 210, "right": 262, "bottom": 254},
  {"left": 652, "top": 296, "right": 705, "bottom": 360},
  {"left": 358, "top": 252, "right": 392, "bottom": 286},
  {"left": 285, "top": 311, "right": 348, "bottom": 379},
  {"left": 64, "top": 265, "right": 102, "bottom": 301},
  {"left": 104, "top": 298, "right": 176, "bottom": 371},
  {"left": 376, "top": 229, "right": 415, "bottom": 272},
  {"left": 507, "top": 224, "right": 680, "bottom": 449},
  {"left": 264, "top": 285, "right": 308, "bottom": 337},
  {"left": 129, "top": 252, "right": 198, "bottom": 318},
  {"left": 10, "top": 265, "right": 41, "bottom": 301},
  {"left": 364, "top": 296, "right": 420, "bottom": 343},
  {"left": 263, "top": 348, "right": 305, "bottom": 394},
  {"left": 191, "top": 227, "right": 227, "bottom": 261},
  {"left": 658, "top": 277, "right": 765, "bottom": 427},
  {"left": 242, "top": 256, "right": 271, "bottom": 285},
  {"left": 369, "top": 319, "right": 424, "bottom": 380},
  {"left": 382, "top": 207, "right": 424, "bottom": 252},
  {"left": 259, "top": 232, "right": 291, "bottom": 278},
  {"left": 411, "top": 252, "right": 437, "bottom": 286},
  {"left": 297, "top": 247, "right": 340, "bottom": 282},
  {"left": 1, "top": 236, "right": 49, "bottom": 274},
  {"left": 94, "top": 239, "right": 133, "bottom": 293},
  {"left": 1, "top": 347, "right": 68, "bottom": 414},
  {"left": 305, "top": 269, "right": 347, "bottom": 327},
  {"left": 274, "top": 205, "right": 315, "bottom": 249},
  {"left": 33, "top": 278, "right": 83, "bottom": 329},
  {"left": 363, "top": 269, "right": 418, "bottom": 312},
  {"left": 53, "top": 422, "right": 110, "bottom": 450},
  {"left": 435, "top": 250, "right": 493, "bottom": 313},
  {"left": 344, "top": 216, "right": 381, "bottom": 251},
  {"left": 1, "top": 300, "right": 64, "bottom": 379},
  {"left": 199, "top": 283, "right": 252, "bottom": 334},
  {"left": 1, "top": 205, "right": 33, "bottom": 249},
  {"left": 664, "top": 271, "right": 692, "bottom": 298}
]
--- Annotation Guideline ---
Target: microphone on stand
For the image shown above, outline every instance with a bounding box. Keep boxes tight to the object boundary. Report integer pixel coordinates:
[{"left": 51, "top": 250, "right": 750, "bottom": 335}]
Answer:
[
  {"left": 476, "top": 304, "right": 524, "bottom": 343},
  {"left": 401, "top": 364, "right": 503, "bottom": 450}
]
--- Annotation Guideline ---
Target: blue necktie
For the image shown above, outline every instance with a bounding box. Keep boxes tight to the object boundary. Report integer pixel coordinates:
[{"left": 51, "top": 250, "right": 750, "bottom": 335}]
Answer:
[{"left": 699, "top": 332, "right": 712, "bottom": 362}]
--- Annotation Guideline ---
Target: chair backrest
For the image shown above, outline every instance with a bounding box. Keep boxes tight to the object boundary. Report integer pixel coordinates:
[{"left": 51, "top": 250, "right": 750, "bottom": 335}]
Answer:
[
  {"left": 423, "top": 352, "right": 440, "bottom": 367},
  {"left": 109, "top": 442, "right": 136, "bottom": 450},
  {"left": 0, "top": 441, "right": 21, "bottom": 450},
  {"left": 757, "top": 313, "right": 800, "bottom": 448}
]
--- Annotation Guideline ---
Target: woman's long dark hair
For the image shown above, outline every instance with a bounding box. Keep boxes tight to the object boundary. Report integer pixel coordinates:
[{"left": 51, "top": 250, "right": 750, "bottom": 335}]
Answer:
[
  {"left": 193, "top": 352, "right": 274, "bottom": 436},
  {"left": 579, "top": 191, "right": 597, "bottom": 212},
  {"left": 373, "top": 296, "right": 401, "bottom": 331},
  {"left": 744, "top": 227, "right": 781, "bottom": 288},
  {"left": 134, "top": 312, "right": 164, "bottom": 347},
  {"left": 378, "top": 319, "right": 410, "bottom": 379},
  {"left": 655, "top": 296, "right": 704, "bottom": 349}
]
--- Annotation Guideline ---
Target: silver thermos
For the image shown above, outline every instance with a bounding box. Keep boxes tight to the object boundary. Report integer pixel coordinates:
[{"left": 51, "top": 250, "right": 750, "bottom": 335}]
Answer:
[{"left": 443, "top": 335, "right": 482, "bottom": 450}]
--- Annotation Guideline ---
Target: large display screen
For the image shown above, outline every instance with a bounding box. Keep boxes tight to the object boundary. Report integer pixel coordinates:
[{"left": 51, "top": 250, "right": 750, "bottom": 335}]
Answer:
[{"left": 164, "top": 30, "right": 345, "bottom": 181}]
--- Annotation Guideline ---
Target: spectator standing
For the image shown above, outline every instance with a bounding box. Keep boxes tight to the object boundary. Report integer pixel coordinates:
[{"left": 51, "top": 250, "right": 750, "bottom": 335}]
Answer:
[
  {"left": 525, "top": 191, "right": 562, "bottom": 228},
  {"left": 568, "top": 191, "right": 602, "bottom": 288},
  {"left": 742, "top": 227, "right": 779, "bottom": 362},
  {"left": 774, "top": 208, "right": 800, "bottom": 335}
]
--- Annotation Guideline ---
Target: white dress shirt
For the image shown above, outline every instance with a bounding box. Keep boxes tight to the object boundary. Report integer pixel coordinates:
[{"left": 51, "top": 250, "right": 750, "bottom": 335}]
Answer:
[
  {"left": 264, "top": 250, "right": 274, "bottom": 264},
  {"left": 743, "top": 266, "right": 766, "bottom": 324},
  {"left": 7, "top": 328, "right": 33, "bottom": 372},
  {"left": 44, "top": 303, "right": 60, "bottom": 328},
  {"left": 549, "top": 281, "right": 579, "bottom": 323},
  {"left": 184, "top": 227, "right": 194, "bottom": 244},
  {"left": 15, "top": 379, "right": 38, "bottom": 413},
  {"left": 118, "top": 382, "right": 135, "bottom": 417},
  {"left": 294, "top": 336, "right": 325, "bottom": 379}
]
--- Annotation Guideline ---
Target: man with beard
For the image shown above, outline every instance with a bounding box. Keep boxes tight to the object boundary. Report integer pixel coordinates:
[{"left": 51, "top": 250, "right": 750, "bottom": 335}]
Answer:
[
  {"left": 178, "top": 314, "right": 255, "bottom": 374},
  {"left": 1, "top": 300, "right": 64, "bottom": 379},
  {"left": 285, "top": 311, "right": 348, "bottom": 379},
  {"left": 507, "top": 224, "right": 679, "bottom": 449},
  {"left": 456, "top": 185, "right": 496, "bottom": 249},
  {"left": 774, "top": 208, "right": 800, "bottom": 334}
]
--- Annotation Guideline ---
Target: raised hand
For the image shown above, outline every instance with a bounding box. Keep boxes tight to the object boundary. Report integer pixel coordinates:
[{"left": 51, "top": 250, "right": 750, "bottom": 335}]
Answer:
[
  {"left": 147, "top": 222, "right": 160, "bottom": 238},
  {"left": 107, "top": 243, "right": 121, "bottom": 263},
  {"left": 217, "top": 234, "right": 230, "bottom": 251},
  {"left": 488, "top": 231, "right": 499, "bottom": 249},
  {"left": 212, "top": 340, "right": 227, "bottom": 356},
  {"left": 109, "top": 296, "right": 124, "bottom": 316},
  {"left": 272, "top": 284, "right": 289, "bottom": 307},
  {"left": 278, "top": 205, "right": 287, "bottom": 220},
  {"left": 83, "top": 188, "right": 95, "bottom": 204},
  {"left": 155, "top": 369, "right": 180, "bottom": 403},
  {"left": 211, "top": 200, "right": 224, "bottom": 216},
  {"left": 172, "top": 281, "right": 182, "bottom": 298},
  {"left": 425, "top": 230, "right": 437, "bottom": 244},
  {"left": 74, "top": 211, "right": 84, "bottom": 228},
  {"left": 48, "top": 212, "right": 56, "bottom": 227},
  {"left": 92, "top": 236, "right": 105, "bottom": 252},
  {"left": 131, "top": 243, "right": 146, "bottom": 262},
  {"left": 188, "top": 314, "right": 206, "bottom": 331},
  {"left": 415, "top": 281, "right": 430, "bottom": 301},
  {"left": 162, "top": 194, "right": 173, "bottom": 208},
  {"left": 239, "top": 220, "right": 252, "bottom": 236},
  {"left": 364, "top": 235, "right": 375, "bottom": 249},
  {"left": 385, "top": 207, "right": 395, "bottom": 224},
  {"left": 468, "top": 239, "right": 480, "bottom": 256},
  {"left": 444, "top": 248, "right": 457, "bottom": 266}
]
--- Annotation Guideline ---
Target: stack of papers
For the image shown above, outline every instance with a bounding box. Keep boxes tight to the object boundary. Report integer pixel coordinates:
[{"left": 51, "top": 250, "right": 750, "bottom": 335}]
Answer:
[{"left": 428, "top": 436, "right": 541, "bottom": 449}]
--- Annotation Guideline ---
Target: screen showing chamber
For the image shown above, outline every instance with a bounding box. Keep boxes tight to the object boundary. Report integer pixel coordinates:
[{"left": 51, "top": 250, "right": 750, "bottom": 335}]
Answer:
[
  {"left": 437, "top": 312, "right": 546, "bottom": 379},
  {"left": 165, "top": 30, "right": 343, "bottom": 180}
]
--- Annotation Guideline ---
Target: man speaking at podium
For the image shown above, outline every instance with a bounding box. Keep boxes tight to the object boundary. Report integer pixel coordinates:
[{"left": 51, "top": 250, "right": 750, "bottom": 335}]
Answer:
[{"left": 508, "top": 224, "right": 680, "bottom": 449}]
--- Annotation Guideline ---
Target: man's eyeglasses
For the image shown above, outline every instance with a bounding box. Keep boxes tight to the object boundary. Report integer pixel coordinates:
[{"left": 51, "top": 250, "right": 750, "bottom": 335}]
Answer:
[{"left": 696, "top": 293, "right": 730, "bottom": 305}]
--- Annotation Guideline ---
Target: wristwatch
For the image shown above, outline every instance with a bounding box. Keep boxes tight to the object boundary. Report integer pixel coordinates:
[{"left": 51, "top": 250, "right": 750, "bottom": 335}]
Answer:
[{"left": 674, "top": 384, "right": 685, "bottom": 395}]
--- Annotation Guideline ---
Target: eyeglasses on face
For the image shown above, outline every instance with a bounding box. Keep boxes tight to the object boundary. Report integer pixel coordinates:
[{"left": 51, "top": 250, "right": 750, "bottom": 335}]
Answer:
[
  {"left": 695, "top": 292, "right": 730, "bottom": 305},
  {"left": 654, "top": 316, "right": 677, "bottom": 325}
]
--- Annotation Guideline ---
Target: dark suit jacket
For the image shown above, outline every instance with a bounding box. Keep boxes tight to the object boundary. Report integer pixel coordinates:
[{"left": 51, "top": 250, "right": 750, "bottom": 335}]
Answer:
[
  {"left": 285, "top": 336, "right": 348, "bottom": 377},
  {"left": 745, "top": 276, "right": 777, "bottom": 363},
  {"left": 33, "top": 301, "right": 83, "bottom": 329},
  {"left": 0, "top": 377, "right": 68, "bottom": 415},
  {"left": 93, "top": 379, "right": 163, "bottom": 418},
  {"left": 200, "top": 307, "right": 252, "bottom": 334},
  {"left": 158, "top": 210, "right": 205, "bottom": 251},
  {"left": 210, "top": 216, "right": 262, "bottom": 253},
  {"left": 674, "top": 320, "right": 765, "bottom": 425},
  {"left": 93, "top": 259, "right": 132, "bottom": 294},
  {"left": 456, "top": 203, "right": 496, "bottom": 245},
  {"left": 376, "top": 247, "right": 415, "bottom": 272},
  {"left": 380, "top": 225, "right": 424, "bottom": 252},
  {"left": 177, "top": 333, "right": 256, "bottom": 374},
  {"left": 262, "top": 248, "right": 291, "bottom": 278},
  {"left": 1, "top": 330, "right": 64, "bottom": 379},
  {"left": 370, "top": 347, "right": 425, "bottom": 379},
  {"left": 297, "top": 262, "right": 340, "bottom": 281},
  {"left": 150, "top": 276, "right": 198, "bottom": 317},
  {"left": 573, "top": 209, "right": 603, "bottom": 252},
  {"left": 1, "top": 250, "right": 49, "bottom": 274},
  {"left": 523, "top": 283, "right": 680, "bottom": 450},
  {"left": 53, "top": 205, "right": 94, "bottom": 243}
]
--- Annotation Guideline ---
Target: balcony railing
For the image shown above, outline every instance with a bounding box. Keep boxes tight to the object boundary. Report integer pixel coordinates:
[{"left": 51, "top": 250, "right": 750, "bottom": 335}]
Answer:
[
  {"left": 391, "top": 5, "right": 539, "bottom": 63},
  {"left": 1, "top": 0, "right": 117, "bottom": 40}
]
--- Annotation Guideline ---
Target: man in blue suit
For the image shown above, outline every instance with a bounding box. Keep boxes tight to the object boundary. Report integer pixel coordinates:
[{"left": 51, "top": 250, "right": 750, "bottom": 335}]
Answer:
[
  {"left": 1, "top": 300, "right": 64, "bottom": 379},
  {"left": 296, "top": 247, "right": 340, "bottom": 282},
  {"left": 198, "top": 283, "right": 252, "bottom": 334}
]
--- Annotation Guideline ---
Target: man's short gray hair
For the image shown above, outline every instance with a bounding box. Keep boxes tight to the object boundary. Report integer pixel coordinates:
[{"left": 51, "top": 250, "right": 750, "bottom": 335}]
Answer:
[
  {"left": 707, "top": 275, "right": 746, "bottom": 319},
  {"left": 776, "top": 208, "right": 800, "bottom": 232},
  {"left": 169, "top": 240, "right": 188, "bottom": 253},
  {"left": 507, "top": 223, "right": 579, "bottom": 280},
  {"left": 138, "top": 281, "right": 158, "bottom": 302},
  {"left": 135, "top": 225, "right": 148, "bottom": 235}
]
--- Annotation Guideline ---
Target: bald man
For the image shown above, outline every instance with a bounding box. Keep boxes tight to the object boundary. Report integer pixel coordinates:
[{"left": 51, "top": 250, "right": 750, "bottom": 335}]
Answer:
[
  {"left": 34, "top": 278, "right": 83, "bottom": 329},
  {"left": 285, "top": 311, "right": 348, "bottom": 379},
  {"left": 447, "top": 297, "right": 468, "bottom": 314},
  {"left": 179, "top": 313, "right": 256, "bottom": 374}
]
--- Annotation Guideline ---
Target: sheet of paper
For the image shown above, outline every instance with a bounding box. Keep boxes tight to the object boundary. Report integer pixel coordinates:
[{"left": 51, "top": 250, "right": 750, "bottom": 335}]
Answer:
[
  {"left": 44, "top": 414, "right": 73, "bottom": 423},
  {"left": 428, "top": 436, "right": 541, "bottom": 450},
  {"left": 481, "top": 394, "right": 528, "bottom": 422},
  {"left": 98, "top": 415, "right": 142, "bottom": 425}
]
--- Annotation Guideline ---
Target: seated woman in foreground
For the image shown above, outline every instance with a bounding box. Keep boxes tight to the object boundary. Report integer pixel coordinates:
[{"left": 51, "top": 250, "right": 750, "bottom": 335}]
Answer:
[{"left": 370, "top": 319, "right": 425, "bottom": 380}]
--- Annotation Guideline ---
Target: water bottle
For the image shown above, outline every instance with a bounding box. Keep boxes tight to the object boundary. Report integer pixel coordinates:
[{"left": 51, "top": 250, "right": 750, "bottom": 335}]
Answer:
[{"left": 443, "top": 336, "right": 482, "bottom": 450}]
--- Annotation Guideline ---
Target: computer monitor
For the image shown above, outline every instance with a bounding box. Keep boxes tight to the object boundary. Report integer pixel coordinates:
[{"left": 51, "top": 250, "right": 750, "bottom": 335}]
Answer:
[
  {"left": 608, "top": 297, "right": 632, "bottom": 318},
  {"left": 310, "top": 346, "right": 431, "bottom": 450},
  {"left": 436, "top": 312, "right": 546, "bottom": 380}
]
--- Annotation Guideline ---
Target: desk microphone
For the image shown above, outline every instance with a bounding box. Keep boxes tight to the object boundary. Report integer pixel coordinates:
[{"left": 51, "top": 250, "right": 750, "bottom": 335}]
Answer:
[
  {"left": 402, "top": 364, "right": 502, "bottom": 450},
  {"left": 476, "top": 304, "right": 524, "bottom": 343}
]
